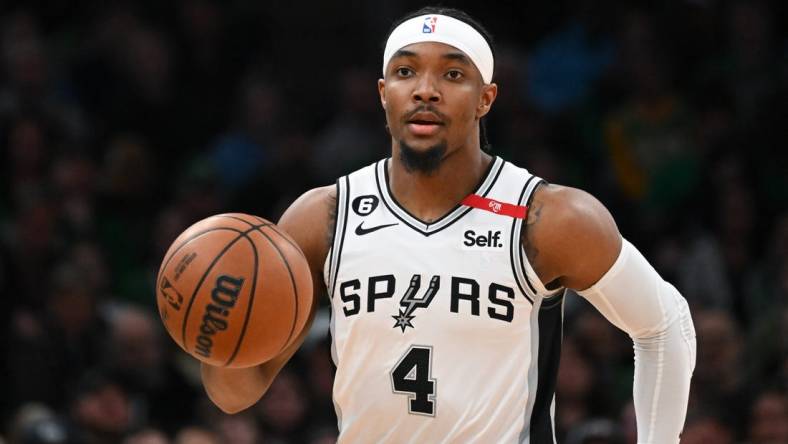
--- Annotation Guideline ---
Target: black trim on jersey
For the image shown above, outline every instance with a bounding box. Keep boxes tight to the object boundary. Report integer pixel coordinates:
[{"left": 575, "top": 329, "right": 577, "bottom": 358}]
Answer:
[
  {"left": 375, "top": 167, "right": 422, "bottom": 234},
  {"left": 383, "top": 156, "right": 498, "bottom": 226},
  {"left": 324, "top": 183, "right": 341, "bottom": 299},
  {"left": 529, "top": 291, "right": 565, "bottom": 443},
  {"left": 374, "top": 156, "right": 503, "bottom": 237},
  {"left": 518, "top": 180, "right": 547, "bottom": 297},
  {"left": 509, "top": 175, "right": 537, "bottom": 303},
  {"left": 329, "top": 177, "right": 350, "bottom": 299}
]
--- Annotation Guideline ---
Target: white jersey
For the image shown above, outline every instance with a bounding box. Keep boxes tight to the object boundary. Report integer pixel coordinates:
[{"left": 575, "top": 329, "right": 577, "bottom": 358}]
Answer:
[{"left": 324, "top": 156, "right": 565, "bottom": 443}]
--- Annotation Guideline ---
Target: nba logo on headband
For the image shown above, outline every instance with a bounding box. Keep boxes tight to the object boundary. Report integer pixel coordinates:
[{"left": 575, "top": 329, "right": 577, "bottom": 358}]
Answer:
[{"left": 422, "top": 16, "right": 437, "bottom": 33}]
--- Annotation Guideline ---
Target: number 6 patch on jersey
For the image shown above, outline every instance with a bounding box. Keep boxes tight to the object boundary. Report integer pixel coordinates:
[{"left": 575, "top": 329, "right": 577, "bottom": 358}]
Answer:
[{"left": 390, "top": 345, "right": 436, "bottom": 416}]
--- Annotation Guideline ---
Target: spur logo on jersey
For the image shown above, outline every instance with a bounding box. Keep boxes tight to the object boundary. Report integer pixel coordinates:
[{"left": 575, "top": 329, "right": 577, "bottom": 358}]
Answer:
[
  {"left": 422, "top": 16, "right": 437, "bottom": 33},
  {"left": 339, "top": 274, "right": 516, "bottom": 325},
  {"left": 393, "top": 275, "right": 440, "bottom": 332},
  {"left": 488, "top": 200, "right": 503, "bottom": 213},
  {"left": 462, "top": 229, "right": 503, "bottom": 250}
]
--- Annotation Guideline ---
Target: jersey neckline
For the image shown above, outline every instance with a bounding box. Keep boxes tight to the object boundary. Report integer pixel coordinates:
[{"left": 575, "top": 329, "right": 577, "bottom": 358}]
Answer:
[{"left": 374, "top": 156, "right": 504, "bottom": 236}]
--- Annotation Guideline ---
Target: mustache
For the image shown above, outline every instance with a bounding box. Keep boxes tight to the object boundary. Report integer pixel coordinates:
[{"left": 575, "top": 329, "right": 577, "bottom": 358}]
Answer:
[{"left": 402, "top": 105, "right": 450, "bottom": 124}]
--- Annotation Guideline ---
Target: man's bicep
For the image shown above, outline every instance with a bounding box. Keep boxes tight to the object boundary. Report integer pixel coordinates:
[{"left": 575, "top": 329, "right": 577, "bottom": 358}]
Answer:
[
  {"left": 562, "top": 188, "right": 622, "bottom": 290},
  {"left": 527, "top": 185, "right": 622, "bottom": 291},
  {"left": 276, "top": 185, "right": 336, "bottom": 275},
  {"left": 275, "top": 185, "right": 335, "bottom": 325}
]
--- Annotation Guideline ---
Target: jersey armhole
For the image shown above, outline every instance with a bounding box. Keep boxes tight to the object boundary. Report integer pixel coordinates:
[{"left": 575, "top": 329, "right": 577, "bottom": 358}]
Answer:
[
  {"left": 511, "top": 177, "right": 563, "bottom": 301},
  {"left": 325, "top": 176, "right": 350, "bottom": 299}
]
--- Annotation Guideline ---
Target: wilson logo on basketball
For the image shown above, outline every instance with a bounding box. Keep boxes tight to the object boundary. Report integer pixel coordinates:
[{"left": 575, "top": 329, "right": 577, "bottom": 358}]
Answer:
[{"left": 195, "top": 274, "right": 245, "bottom": 358}]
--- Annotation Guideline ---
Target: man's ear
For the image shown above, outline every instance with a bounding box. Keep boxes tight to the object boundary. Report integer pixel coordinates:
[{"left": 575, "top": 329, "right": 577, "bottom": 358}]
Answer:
[
  {"left": 378, "top": 78, "right": 387, "bottom": 110},
  {"left": 477, "top": 82, "right": 498, "bottom": 119}
]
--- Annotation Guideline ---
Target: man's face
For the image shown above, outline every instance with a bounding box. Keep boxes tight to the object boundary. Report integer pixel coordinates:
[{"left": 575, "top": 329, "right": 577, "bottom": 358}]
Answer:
[{"left": 378, "top": 42, "right": 496, "bottom": 168}]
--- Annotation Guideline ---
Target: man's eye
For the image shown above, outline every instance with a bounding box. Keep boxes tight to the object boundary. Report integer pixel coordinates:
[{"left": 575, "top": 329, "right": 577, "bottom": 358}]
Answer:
[
  {"left": 396, "top": 67, "right": 413, "bottom": 77},
  {"left": 446, "top": 70, "right": 464, "bottom": 80}
]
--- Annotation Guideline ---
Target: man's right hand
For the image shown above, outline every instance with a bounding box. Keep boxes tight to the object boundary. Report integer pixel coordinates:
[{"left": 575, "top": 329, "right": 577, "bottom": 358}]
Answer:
[{"left": 199, "top": 186, "right": 335, "bottom": 413}]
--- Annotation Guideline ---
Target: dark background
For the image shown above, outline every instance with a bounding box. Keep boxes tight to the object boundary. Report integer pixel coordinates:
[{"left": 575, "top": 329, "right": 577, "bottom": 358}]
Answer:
[{"left": 0, "top": 1, "right": 786, "bottom": 443}]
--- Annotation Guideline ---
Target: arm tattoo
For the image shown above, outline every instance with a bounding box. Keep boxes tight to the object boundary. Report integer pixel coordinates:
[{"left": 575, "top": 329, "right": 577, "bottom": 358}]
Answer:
[
  {"left": 522, "top": 183, "right": 562, "bottom": 290},
  {"left": 522, "top": 183, "right": 546, "bottom": 264}
]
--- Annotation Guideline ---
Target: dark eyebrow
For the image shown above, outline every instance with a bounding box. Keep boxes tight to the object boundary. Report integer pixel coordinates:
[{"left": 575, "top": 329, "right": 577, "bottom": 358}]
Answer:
[
  {"left": 442, "top": 52, "right": 472, "bottom": 65},
  {"left": 391, "top": 49, "right": 471, "bottom": 65},
  {"left": 391, "top": 49, "right": 417, "bottom": 59}
]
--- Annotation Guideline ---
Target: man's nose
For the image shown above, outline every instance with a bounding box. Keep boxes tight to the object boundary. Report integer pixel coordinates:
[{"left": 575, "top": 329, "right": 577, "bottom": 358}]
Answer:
[{"left": 412, "top": 74, "right": 441, "bottom": 103}]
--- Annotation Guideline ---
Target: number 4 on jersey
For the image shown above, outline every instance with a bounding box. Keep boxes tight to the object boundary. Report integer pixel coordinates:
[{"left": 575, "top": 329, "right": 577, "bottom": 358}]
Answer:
[{"left": 391, "top": 345, "right": 436, "bottom": 416}]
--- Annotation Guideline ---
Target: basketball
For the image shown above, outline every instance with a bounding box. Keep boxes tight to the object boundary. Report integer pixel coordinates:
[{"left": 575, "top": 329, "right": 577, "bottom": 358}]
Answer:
[{"left": 156, "top": 213, "right": 312, "bottom": 368}]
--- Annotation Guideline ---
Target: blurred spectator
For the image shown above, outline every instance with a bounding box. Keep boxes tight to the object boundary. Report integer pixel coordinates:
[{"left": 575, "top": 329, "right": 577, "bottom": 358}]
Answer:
[
  {"left": 104, "top": 304, "right": 200, "bottom": 435},
  {"left": 4, "top": 194, "right": 61, "bottom": 307},
  {"left": 172, "top": 427, "right": 218, "bottom": 444},
  {"left": 556, "top": 337, "right": 596, "bottom": 437},
  {"left": 307, "top": 423, "right": 339, "bottom": 444},
  {"left": 256, "top": 367, "right": 310, "bottom": 443},
  {"left": 678, "top": 175, "right": 760, "bottom": 322},
  {"left": 569, "top": 308, "right": 631, "bottom": 407},
  {"left": 99, "top": 135, "right": 157, "bottom": 203},
  {"left": 204, "top": 72, "right": 278, "bottom": 196},
  {"left": 310, "top": 67, "right": 385, "bottom": 183},
  {"left": 565, "top": 418, "right": 623, "bottom": 444},
  {"left": 50, "top": 153, "right": 97, "bottom": 237},
  {"left": 0, "top": 12, "right": 87, "bottom": 140},
  {"left": 603, "top": 10, "right": 699, "bottom": 229},
  {"left": 700, "top": 1, "right": 780, "bottom": 127},
  {"left": 7, "top": 403, "right": 76, "bottom": 444},
  {"left": 680, "top": 414, "right": 735, "bottom": 444},
  {"left": 214, "top": 411, "right": 262, "bottom": 444},
  {"left": 122, "top": 429, "right": 170, "bottom": 444},
  {"left": 303, "top": 336, "right": 337, "bottom": 423},
  {"left": 69, "top": 371, "right": 133, "bottom": 444},
  {"left": 748, "top": 390, "right": 788, "bottom": 444},
  {"left": 524, "top": 0, "right": 616, "bottom": 114},
  {"left": 690, "top": 310, "right": 749, "bottom": 435},
  {"left": 5, "top": 261, "right": 108, "bottom": 411},
  {"left": 2, "top": 115, "right": 50, "bottom": 210},
  {"left": 618, "top": 402, "right": 636, "bottom": 444}
]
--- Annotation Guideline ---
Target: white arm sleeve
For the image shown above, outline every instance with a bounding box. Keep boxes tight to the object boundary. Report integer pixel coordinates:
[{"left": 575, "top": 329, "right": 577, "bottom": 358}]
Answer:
[{"left": 576, "top": 238, "right": 696, "bottom": 444}]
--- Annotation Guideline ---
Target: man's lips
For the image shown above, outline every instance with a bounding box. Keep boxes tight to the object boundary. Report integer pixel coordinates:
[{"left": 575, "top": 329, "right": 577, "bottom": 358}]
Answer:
[
  {"left": 405, "top": 111, "right": 445, "bottom": 136},
  {"left": 406, "top": 122, "right": 443, "bottom": 136}
]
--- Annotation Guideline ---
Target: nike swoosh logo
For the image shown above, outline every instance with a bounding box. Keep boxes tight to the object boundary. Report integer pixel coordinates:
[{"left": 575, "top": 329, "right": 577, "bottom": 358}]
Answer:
[{"left": 355, "top": 222, "right": 399, "bottom": 236}]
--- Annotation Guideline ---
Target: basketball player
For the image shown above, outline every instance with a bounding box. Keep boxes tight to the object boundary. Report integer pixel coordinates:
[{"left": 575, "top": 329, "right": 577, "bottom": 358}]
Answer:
[{"left": 201, "top": 7, "right": 697, "bottom": 443}]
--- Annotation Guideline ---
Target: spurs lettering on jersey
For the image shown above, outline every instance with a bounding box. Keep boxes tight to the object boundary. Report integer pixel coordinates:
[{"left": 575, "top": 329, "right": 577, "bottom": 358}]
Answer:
[{"left": 339, "top": 274, "right": 516, "bottom": 329}]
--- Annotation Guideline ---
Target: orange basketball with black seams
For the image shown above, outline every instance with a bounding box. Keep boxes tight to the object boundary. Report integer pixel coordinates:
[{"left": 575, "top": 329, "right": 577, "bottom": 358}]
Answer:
[{"left": 156, "top": 213, "right": 312, "bottom": 368}]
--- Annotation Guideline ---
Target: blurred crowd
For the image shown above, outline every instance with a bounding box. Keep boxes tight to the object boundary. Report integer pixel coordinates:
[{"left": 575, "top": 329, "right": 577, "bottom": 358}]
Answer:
[{"left": 0, "top": 0, "right": 786, "bottom": 443}]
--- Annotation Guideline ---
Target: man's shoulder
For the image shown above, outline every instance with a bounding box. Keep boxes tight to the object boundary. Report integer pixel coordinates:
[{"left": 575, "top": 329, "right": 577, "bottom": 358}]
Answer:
[
  {"left": 529, "top": 183, "right": 618, "bottom": 242},
  {"left": 525, "top": 183, "right": 621, "bottom": 290},
  {"left": 277, "top": 185, "right": 336, "bottom": 274},
  {"left": 532, "top": 184, "right": 598, "bottom": 220},
  {"left": 295, "top": 185, "right": 336, "bottom": 207}
]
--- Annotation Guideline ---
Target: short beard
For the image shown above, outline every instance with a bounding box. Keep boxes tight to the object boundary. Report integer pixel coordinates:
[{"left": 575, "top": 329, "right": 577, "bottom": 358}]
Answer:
[{"left": 398, "top": 140, "right": 447, "bottom": 175}]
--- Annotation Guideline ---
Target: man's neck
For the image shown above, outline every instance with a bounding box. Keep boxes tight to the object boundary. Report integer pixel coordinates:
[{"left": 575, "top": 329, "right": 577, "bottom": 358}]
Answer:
[{"left": 388, "top": 145, "right": 492, "bottom": 223}]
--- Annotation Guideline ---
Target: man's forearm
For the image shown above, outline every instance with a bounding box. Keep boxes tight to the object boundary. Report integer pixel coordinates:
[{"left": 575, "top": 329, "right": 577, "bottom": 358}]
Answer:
[
  {"left": 632, "top": 289, "right": 696, "bottom": 443},
  {"left": 577, "top": 239, "right": 697, "bottom": 444}
]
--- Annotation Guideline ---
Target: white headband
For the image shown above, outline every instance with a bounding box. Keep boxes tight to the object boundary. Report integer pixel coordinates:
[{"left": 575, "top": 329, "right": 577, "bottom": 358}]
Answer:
[{"left": 383, "top": 14, "right": 494, "bottom": 84}]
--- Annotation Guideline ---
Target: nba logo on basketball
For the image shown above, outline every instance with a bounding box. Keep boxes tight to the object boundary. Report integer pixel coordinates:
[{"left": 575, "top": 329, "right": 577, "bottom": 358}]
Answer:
[{"left": 422, "top": 16, "right": 437, "bottom": 33}]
